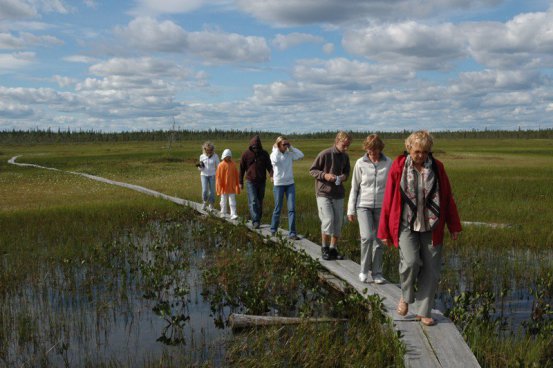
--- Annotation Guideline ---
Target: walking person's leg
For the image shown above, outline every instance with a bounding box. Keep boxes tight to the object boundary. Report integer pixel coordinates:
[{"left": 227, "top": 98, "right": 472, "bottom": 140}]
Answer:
[
  {"left": 397, "top": 226, "right": 422, "bottom": 315},
  {"left": 245, "top": 181, "right": 260, "bottom": 226},
  {"left": 207, "top": 175, "right": 216, "bottom": 207},
  {"left": 357, "top": 207, "right": 372, "bottom": 281},
  {"left": 271, "top": 185, "right": 285, "bottom": 234},
  {"left": 414, "top": 233, "right": 441, "bottom": 324},
  {"left": 329, "top": 198, "right": 344, "bottom": 260},
  {"left": 229, "top": 194, "right": 238, "bottom": 219},
  {"left": 256, "top": 180, "right": 266, "bottom": 223},
  {"left": 286, "top": 184, "right": 297, "bottom": 238},
  {"left": 201, "top": 175, "right": 209, "bottom": 208},
  {"left": 316, "top": 196, "right": 333, "bottom": 259},
  {"left": 220, "top": 194, "right": 228, "bottom": 215},
  {"left": 370, "top": 208, "right": 385, "bottom": 283}
]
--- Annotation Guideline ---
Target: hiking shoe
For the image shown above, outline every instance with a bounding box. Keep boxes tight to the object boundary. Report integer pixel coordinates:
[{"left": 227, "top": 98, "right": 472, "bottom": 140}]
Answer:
[
  {"left": 373, "top": 275, "right": 386, "bottom": 284},
  {"left": 358, "top": 273, "right": 368, "bottom": 283},
  {"left": 230, "top": 214, "right": 238, "bottom": 220},
  {"left": 253, "top": 222, "right": 260, "bottom": 229},
  {"left": 329, "top": 248, "right": 343, "bottom": 260},
  {"left": 321, "top": 246, "right": 331, "bottom": 260},
  {"left": 201, "top": 203, "right": 207, "bottom": 210},
  {"left": 207, "top": 204, "right": 213, "bottom": 211},
  {"left": 288, "top": 235, "right": 300, "bottom": 240}
]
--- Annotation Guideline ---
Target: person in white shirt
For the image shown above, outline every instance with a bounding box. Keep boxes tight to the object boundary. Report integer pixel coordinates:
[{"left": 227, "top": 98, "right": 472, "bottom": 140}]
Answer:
[
  {"left": 196, "top": 141, "right": 220, "bottom": 210},
  {"left": 347, "top": 134, "right": 392, "bottom": 284},
  {"left": 270, "top": 136, "right": 304, "bottom": 239}
]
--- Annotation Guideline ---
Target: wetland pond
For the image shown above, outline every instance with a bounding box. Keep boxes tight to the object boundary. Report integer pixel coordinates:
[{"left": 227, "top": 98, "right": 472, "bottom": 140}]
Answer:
[{"left": 1, "top": 217, "right": 358, "bottom": 367}]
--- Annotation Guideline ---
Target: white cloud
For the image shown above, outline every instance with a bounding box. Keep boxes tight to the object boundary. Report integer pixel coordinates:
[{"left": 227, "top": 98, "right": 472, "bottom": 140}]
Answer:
[
  {"left": 0, "top": 51, "right": 35, "bottom": 71},
  {"left": 115, "top": 17, "right": 270, "bottom": 64},
  {"left": 272, "top": 33, "right": 324, "bottom": 50},
  {"left": 64, "top": 55, "right": 98, "bottom": 63},
  {"left": 465, "top": 9, "right": 553, "bottom": 68},
  {"left": 343, "top": 21, "right": 466, "bottom": 70},
  {"left": 0, "top": 31, "right": 63, "bottom": 49},
  {"left": 52, "top": 75, "right": 77, "bottom": 87},
  {"left": 89, "top": 57, "right": 191, "bottom": 79},
  {"left": 0, "top": 0, "right": 37, "bottom": 20},
  {"left": 235, "top": 0, "right": 503, "bottom": 26},
  {"left": 130, "top": 0, "right": 205, "bottom": 16},
  {"left": 0, "top": 100, "right": 34, "bottom": 118},
  {"left": 322, "top": 42, "right": 334, "bottom": 54}
]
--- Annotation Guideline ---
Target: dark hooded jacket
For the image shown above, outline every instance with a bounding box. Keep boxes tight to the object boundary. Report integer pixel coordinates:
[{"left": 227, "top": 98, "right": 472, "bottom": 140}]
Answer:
[{"left": 239, "top": 135, "right": 273, "bottom": 185}]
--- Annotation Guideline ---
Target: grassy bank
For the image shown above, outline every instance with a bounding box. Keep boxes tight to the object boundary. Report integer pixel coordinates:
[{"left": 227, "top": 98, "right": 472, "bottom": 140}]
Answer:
[{"left": 2, "top": 135, "right": 553, "bottom": 366}]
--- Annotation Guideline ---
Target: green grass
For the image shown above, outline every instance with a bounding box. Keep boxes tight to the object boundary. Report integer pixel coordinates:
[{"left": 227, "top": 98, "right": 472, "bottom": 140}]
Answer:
[{"left": 1, "top": 136, "right": 553, "bottom": 366}]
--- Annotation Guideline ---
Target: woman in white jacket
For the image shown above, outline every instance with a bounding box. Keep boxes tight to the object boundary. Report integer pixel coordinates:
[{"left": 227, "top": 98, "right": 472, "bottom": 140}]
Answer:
[
  {"left": 347, "top": 134, "right": 392, "bottom": 284},
  {"left": 270, "top": 136, "right": 304, "bottom": 239},
  {"left": 196, "top": 141, "right": 220, "bottom": 210}
]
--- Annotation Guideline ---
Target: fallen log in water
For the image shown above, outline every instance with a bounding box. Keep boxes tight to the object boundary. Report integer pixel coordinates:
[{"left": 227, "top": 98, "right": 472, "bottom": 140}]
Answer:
[{"left": 229, "top": 313, "right": 347, "bottom": 329}]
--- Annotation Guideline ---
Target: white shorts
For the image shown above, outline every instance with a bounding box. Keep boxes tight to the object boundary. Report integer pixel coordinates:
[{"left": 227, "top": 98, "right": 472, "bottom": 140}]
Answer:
[{"left": 316, "top": 196, "right": 344, "bottom": 237}]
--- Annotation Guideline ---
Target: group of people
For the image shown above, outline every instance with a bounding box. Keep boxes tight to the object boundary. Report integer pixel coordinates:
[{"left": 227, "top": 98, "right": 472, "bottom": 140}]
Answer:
[{"left": 197, "top": 130, "right": 461, "bottom": 326}]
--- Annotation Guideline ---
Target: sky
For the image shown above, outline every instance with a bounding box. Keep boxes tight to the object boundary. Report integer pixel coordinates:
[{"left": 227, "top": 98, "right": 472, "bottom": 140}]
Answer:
[{"left": 1, "top": 0, "right": 553, "bottom": 133}]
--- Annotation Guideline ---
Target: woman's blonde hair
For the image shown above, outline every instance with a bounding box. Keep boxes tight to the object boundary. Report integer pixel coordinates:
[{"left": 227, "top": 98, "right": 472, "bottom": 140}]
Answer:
[
  {"left": 363, "top": 134, "right": 384, "bottom": 151},
  {"left": 405, "top": 130, "right": 433, "bottom": 151},
  {"left": 273, "top": 136, "right": 287, "bottom": 148},
  {"left": 202, "top": 141, "right": 215, "bottom": 153},
  {"left": 335, "top": 131, "right": 352, "bottom": 144}
]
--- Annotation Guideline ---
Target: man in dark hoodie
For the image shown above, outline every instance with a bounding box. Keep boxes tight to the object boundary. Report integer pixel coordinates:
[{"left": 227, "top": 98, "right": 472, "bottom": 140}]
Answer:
[{"left": 240, "top": 135, "right": 273, "bottom": 229}]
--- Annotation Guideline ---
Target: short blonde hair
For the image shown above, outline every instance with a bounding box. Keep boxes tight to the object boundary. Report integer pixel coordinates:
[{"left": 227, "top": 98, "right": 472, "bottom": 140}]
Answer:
[
  {"left": 335, "top": 131, "right": 352, "bottom": 144},
  {"left": 273, "top": 136, "right": 287, "bottom": 148},
  {"left": 405, "top": 130, "right": 433, "bottom": 151},
  {"left": 202, "top": 141, "right": 215, "bottom": 153},
  {"left": 363, "top": 134, "right": 384, "bottom": 151}
]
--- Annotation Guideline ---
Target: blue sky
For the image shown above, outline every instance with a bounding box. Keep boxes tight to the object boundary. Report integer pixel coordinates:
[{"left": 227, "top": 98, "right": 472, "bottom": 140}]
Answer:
[{"left": 1, "top": 0, "right": 552, "bottom": 133}]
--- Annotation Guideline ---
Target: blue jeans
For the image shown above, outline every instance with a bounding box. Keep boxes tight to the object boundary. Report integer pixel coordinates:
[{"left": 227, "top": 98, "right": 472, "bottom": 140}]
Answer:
[
  {"left": 245, "top": 180, "right": 265, "bottom": 223},
  {"left": 201, "top": 175, "right": 215, "bottom": 204},
  {"left": 271, "top": 184, "right": 296, "bottom": 236}
]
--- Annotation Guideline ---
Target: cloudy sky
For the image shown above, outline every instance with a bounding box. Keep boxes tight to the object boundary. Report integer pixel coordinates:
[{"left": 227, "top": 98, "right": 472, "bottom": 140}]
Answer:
[{"left": 1, "top": 0, "right": 552, "bottom": 133}]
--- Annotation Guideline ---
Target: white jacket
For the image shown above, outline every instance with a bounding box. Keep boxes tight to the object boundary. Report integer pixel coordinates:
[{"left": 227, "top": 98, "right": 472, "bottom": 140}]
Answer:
[
  {"left": 347, "top": 153, "right": 392, "bottom": 214},
  {"left": 270, "top": 145, "right": 304, "bottom": 186},
  {"left": 198, "top": 153, "right": 220, "bottom": 177}
]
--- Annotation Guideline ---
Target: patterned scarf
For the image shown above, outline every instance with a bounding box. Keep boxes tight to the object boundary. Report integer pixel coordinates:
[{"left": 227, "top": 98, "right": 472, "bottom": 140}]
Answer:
[{"left": 400, "top": 154, "right": 440, "bottom": 231}]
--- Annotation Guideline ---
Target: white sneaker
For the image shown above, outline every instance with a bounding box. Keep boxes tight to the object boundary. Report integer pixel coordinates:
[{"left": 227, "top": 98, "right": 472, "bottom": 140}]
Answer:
[
  {"left": 207, "top": 204, "right": 213, "bottom": 211},
  {"left": 230, "top": 214, "right": 238, "bottom": 220},
  {"left": 373, "top": 275, "right": 386, "bottom": 284},
  {"left": 201, "top": 203, "right": 207, "bottom": 210},
  {"left": 358, "top": 273, "right": 368, "bottom": 283}
]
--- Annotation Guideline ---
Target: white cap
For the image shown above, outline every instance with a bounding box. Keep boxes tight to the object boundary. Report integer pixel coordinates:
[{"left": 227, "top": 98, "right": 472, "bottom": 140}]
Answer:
[{"left": 222, "top": 149, "right": 232, "bottom": 159}]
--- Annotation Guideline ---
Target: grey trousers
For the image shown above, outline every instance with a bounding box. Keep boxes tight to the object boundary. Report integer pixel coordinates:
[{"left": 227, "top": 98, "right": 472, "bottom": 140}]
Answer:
[
  {"left": 357, "top": 207, "right": 383, "bottom": 277},
  {"left": 398, "top": 225, "right": 442, "bottom": 318},
  {"left": 316, "top": 197, "right": 344, "bottom": 237}
]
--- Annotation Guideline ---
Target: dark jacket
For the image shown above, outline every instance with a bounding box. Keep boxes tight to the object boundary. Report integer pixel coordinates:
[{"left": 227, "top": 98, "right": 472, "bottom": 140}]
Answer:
[
  {"left": 309, "top": 145, "right": 350, "bottom": 199},
  {"left": 239, "top": 135, "right": 273, "bottom": 185}
]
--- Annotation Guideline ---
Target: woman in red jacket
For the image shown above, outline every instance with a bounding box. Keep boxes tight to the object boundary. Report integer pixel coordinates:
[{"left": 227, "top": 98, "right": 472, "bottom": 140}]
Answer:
[{"left": 378, "top": 130, "right": 461, "bottom": 326}]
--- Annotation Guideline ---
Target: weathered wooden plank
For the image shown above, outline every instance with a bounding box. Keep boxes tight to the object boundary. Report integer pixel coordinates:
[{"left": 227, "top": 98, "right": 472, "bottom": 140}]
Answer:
[{"left": 228, "top": 313, "right": 347, "bottom": 329}]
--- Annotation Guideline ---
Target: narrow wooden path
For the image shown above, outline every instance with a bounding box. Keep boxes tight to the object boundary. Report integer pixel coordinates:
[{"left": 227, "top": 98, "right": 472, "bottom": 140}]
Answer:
[{"left": 9, "top": 156, "right": 480, "bottom": 368}]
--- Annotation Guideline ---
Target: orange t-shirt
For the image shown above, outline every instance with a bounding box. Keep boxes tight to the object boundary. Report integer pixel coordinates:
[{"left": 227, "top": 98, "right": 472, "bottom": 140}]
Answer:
[{"left": 216, "top": 160, "right": 241, "bottom": 195}]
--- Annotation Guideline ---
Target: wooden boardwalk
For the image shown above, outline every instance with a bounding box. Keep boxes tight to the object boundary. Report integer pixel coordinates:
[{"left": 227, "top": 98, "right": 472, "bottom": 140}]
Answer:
[{"left": 9, "top": 156, "right": 480, "bottom": 368}]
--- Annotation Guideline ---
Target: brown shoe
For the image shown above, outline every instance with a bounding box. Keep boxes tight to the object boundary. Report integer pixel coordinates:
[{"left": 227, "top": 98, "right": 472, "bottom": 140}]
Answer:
[{"left": 396, "top": 298, "right": 408, "bottom": 316}]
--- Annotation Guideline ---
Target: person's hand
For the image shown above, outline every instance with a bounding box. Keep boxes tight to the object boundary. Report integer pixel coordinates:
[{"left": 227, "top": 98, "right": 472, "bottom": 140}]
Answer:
[
  {"left": 324, "top": 173, "right": 336, "bottom": 182},
  {"left": 451, "top": 232, "right": 460, "bottom": 241},
  {"left": 338, "top": 174, "right": 346, "bottom": 182},
  {"left": 239, "top": 184, "right": 243, "bottom": 190},
  {"left": 347, "top": 215, "right": 356, "bottom": 223},
  {"left": 270, "top": 177, "right": 274, "bottom": 183},
  {"left": 380, "top": 238, "right": 390, "bottom": 247}
]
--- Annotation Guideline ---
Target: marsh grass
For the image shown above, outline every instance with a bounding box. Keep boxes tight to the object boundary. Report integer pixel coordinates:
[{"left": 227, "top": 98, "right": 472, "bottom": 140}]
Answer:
[{"left": 2, "top": 136, "right": 553, "bottom": 366}]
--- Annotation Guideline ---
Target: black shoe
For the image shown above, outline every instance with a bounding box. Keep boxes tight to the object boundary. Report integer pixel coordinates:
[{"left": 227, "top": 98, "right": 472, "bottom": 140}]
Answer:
[
  {"left": 329, "top": 248, "right": 344, "bottom": 260},
  {"left": 288, "top": 235, "right": 300, "bottom": 240},
  {"left": 253, "top": 222, "right": 260, "bottom": 229},
  {"left": 321, "top": 246, "right": 331, "bottom": 260},
  {"left": 271, "top": 231, "right": 276, "bottom": 237}
]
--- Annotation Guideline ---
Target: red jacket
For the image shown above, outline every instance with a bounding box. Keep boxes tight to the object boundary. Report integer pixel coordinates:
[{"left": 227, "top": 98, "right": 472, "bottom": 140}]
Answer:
[{"left": 377, "top": 154, "right": 462, "bottom": 247}]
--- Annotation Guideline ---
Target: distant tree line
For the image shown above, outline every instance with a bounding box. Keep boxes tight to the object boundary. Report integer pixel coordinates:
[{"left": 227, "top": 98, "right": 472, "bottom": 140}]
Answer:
[{"left": 1, "top": 127, "right": 553, "bottom": 144}]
